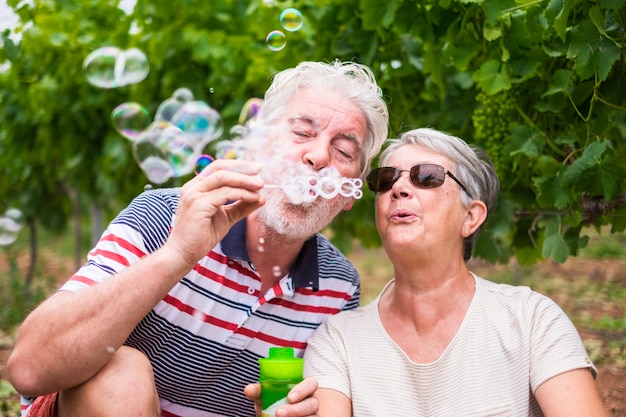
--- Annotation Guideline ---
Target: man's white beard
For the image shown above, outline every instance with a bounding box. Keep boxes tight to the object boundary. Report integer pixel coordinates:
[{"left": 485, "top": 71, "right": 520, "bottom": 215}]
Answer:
[{"left": 257, "top": 187, "right": 351, "bottom": 240}]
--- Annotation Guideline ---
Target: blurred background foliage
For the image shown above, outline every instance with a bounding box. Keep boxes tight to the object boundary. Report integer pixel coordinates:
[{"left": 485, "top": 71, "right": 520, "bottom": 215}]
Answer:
[{"left": 1, "top": 0, "right": 625, "bottom": 278}]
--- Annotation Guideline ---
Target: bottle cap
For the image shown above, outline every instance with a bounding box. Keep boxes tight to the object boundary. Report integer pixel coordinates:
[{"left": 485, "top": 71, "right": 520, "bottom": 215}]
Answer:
[{"left": 258, "top": 347, "right": 303, "bottom": 381}]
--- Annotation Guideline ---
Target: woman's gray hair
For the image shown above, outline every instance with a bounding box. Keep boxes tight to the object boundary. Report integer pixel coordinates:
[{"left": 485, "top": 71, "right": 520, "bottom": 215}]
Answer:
[
  {"left": 378, "top": 128, "right": 500, "bottom": 262},
  {"left": 259, "top": 60, "right": 389, "bottom": 177}
]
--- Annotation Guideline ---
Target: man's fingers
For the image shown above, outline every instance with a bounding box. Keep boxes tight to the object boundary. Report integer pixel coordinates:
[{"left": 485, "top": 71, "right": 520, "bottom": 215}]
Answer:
[{"left": 198, "top": 159, "right": 262, "bottom": 177}]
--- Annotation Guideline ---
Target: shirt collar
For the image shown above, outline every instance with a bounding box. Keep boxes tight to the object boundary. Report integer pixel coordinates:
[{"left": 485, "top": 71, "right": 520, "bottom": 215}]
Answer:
[{"left": 221, "top": 218, "right": 320, "bottom": 291}]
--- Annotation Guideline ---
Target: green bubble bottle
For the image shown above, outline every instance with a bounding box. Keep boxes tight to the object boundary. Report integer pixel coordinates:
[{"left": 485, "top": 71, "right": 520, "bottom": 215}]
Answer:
[{"left": 258, "top": 347, "right": 304, "bottom": 417}]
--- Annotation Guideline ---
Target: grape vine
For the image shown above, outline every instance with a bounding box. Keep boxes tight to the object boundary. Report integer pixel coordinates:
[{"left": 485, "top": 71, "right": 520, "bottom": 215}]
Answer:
[{"left": 471, "top": 90, "right": 516, "bottom": 179}]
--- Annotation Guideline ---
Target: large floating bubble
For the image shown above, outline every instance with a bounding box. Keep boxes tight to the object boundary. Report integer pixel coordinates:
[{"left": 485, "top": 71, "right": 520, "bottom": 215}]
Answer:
[
  {"left": 280, "top": 8, "right": 303, "bottom": 32},
  {"left": 132, "top": 120, "right": 198, "bottom": 182},
  {"left": 111, "top": 102, "right": 151, "bottom": 141},
  {"left": 170, "top": 100, "right": 224, "bottom": 149},
  {"left": 155, "top": 88, "right": 194, "bottom": 122},
  {"left": 83, "top": 46, "right": 149, "bottom": 89}
]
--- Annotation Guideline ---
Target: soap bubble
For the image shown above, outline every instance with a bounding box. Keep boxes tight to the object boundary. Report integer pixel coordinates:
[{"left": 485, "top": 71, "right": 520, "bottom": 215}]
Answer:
[
  {"left": 139, "top": 156, "right": 174, "bottom": 184},
  {"left": 111, "top": 102, "right": 151, "bottom": 141},
  {"left": 4, "top": 208, "right": 24, "bottom": 229},
  {"left": 155, "top": 88, "right": 194, "bottom": 122},
  {"left": 266, "top": 30, "right": 286, "bottom": 51},
  {"left": 0, "top": 216, "right": 21, "bottom": 246},
  {"left": 133, "top": 122, "right": 175, "bottom": 183},
  {"left": 155, "top": 98, "right": 184, "bottom": 122},
  {"left": 83, "top": 46, "right": 149, "bottom": 88},
  {"left": 194, "top": 154, "right": 215, "bottom": 175},
  {"left": 120, "top": 48, "right": 151, "bottom": 85},
  {"left": 170, "top": 100, "right": 224, "bottom": 149},
  {"left": 172, "top": 87, "right": 194, "bottom": 103},
  {"left": 209, "top": 122, "right": 364, "bottom": 204},
  {"left": 133, "top": 120, "right": 197, "bottom": 180},
  {"left": 238, "top": 98, "right": 264, "bottom": 125},
  {"left": 280, "top": 8, "right": 303, "bottom": 32},
  {"left": 118, "top": 88, "right": 224, "bottom": 183}
]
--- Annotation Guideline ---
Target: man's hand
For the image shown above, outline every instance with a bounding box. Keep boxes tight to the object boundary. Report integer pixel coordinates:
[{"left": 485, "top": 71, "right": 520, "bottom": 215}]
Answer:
[
  {"left": 163, "top": 159, "right": 265, "bottom": 267},
  {"left": 244, "top": 377, "right": 319, "bottom": 417}
]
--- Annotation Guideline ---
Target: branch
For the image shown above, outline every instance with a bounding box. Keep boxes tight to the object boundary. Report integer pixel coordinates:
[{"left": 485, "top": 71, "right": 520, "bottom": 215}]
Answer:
[{"left": 581, "top": 192, "right": 626, "bottom": 224}]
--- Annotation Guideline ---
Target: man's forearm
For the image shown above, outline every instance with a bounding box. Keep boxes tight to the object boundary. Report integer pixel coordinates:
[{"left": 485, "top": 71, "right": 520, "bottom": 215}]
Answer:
[{"left": 7, "top": 244, "right": 195, "bottom": 396}]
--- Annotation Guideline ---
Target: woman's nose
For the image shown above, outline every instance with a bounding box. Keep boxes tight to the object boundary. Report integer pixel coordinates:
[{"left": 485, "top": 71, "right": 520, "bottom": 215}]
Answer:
[{"left": 391, "top": 171, "right": 412, "bottom": 199}]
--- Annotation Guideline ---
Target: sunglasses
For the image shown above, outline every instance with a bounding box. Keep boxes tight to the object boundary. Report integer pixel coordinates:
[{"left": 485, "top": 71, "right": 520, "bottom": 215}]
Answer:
[{"left": 366, "top": 164, "right": 473, "bottom": 198}]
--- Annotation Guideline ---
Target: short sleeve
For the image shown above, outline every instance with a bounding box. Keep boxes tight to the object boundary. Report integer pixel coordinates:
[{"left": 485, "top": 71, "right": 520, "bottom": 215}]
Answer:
[
  {"left": 303, "top": 317, "right": 352, "bottom": 398},
  {"left": 528, "top": 294, "right": 597, "bottom": 392}
]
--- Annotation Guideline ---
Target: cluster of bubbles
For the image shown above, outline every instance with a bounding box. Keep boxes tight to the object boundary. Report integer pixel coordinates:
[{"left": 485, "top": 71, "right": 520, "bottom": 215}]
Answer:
[
  {"left": 83, "top": 44, "right": 223, "bottom": 184},
  {"left": 0, "top": 208, "right": 24, "bottom": 247},
  {"left": 82, "top": 6, "right": 362, "bottom": 204},
  {"left": 112, "top": 88, "right": 224, "bottom": 184},
  {"left": 83, "top": 47, "right": 149, "bottom": 88},
  {"left": 266, "top": 169, "right": 363, "bottom": 204},
  {"left": 206, "top": 119, "right": 364, "bottom": 205},
  {"left": 266, "top": 8, "right": 303, "bottom": 52}
]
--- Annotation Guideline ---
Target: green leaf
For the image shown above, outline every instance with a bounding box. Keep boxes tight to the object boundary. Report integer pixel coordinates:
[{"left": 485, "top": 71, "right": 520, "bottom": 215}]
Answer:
[
  {"left": 473, "top": 60, "right": 511, "bottom": 94},
  {"left": 542, "top": 218, "right": 570, "bottom": 262},
  {"left": 359, "top": 0, "right": 396, "bottom": 30},
  {"left": 561, "top": 140, "right": 624, "bottom": 201},
  {"left": 550, "top": 0, "right": 572, "bottom": 42},
  {"left": 589, "top": 5, "right": 609, "bottom": 37},
  {"left": 485, "top": 0, "right": 517, "bottom": 26},
  {"left": 567, "top": 20, "right": 621, "bottom": 81},
  {"left": 542, "top": 69, "right": 573, "bottom": 97},
  {"left": 533, "top": 175, "right": 571, "bottom": 209},
  {"left": 599, "top": 0, "right": 626, "bottom": 9},
  {"left": 508, "top": 125, "right": 545, "bottom": 158}
]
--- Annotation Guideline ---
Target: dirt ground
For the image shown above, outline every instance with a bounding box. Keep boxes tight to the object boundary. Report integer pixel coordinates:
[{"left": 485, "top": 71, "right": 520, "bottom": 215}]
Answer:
[{"left": 1, "top": 251, "right": 625, "bottom": 415}]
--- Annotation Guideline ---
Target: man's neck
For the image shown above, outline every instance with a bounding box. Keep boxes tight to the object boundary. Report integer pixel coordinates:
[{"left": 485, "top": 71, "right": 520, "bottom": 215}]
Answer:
[{"left": 246, "top": 215, "right": 308, "bottom": 293}]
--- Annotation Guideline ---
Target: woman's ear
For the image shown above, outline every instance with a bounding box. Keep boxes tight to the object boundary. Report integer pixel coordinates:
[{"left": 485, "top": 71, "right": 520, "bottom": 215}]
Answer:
[{"left": 461, "top": 200, "right": 488, "bottom": 238}]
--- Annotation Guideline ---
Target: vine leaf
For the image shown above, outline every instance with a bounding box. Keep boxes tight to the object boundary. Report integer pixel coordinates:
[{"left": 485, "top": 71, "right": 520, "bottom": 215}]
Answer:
[
  {"left": 473, "top": 60, "right": 511, "bottom": 94},
  {"left": 542, "top": 218, "right": 570, "bottom": 263},
  {"left": 561, "top": 141, "right": 623, "bottom": 201},
  {"left": 567, "top": 20, "right": 621, "bottom": 81},
  {"left": 360, "top": 0, "right": 396, "bottom": 29}
]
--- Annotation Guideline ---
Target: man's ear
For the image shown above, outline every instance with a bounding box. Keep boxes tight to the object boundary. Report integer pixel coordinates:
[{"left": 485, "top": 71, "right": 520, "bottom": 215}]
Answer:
[{"left": 462, "top": 200, "right": 488, "bottom": 238}]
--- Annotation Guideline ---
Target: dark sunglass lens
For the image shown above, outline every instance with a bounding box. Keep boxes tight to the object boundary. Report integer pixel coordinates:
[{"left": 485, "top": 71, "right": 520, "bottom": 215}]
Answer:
[
  {"left": 367, "top": 168, "right": 398, "bottom": 192},
  {"left": 411, "top": 165, "right": 445, "bottom": 188}
]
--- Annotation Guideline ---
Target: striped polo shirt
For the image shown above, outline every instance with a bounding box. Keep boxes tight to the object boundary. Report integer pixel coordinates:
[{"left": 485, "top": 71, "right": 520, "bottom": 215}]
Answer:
[{"left": 23, "top": 188, "right": 360, "bottom": 417}]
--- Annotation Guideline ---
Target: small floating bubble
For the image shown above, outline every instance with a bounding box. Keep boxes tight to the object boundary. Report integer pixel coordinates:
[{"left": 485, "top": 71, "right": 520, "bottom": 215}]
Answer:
[
  {"left": 238, "top": 98, "right": 264, "bottom": 125},
  {"left": 4, "top": 208, "right": 24, "bottom": 229},
  {"left": 139, "top": 156, "right": 173, "bottom": 184},
  {"left": 280, "top": 8, "right": 303, "bottom": 32},
  {"left": 0, "top": 218, "right": 20, "bottom": 246},
  {"left": 172, "top": 87, "right": 194, "bottom": 103},
  {"left": 266, "top": 30, "right": 286, "bottom": 52},
  {"left": 194, "top": 154, "right": 215, "bottom": 175}
]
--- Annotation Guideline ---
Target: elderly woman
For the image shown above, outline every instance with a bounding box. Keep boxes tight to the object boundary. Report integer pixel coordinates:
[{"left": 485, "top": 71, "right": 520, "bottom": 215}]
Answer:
[{"left": 303, "top": 128, "right": 606, "bottom": 417}]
